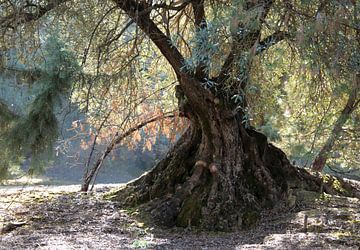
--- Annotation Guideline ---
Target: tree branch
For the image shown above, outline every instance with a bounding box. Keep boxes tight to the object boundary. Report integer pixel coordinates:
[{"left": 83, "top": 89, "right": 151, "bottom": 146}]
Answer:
[
  {"left": 216, "top": 0, "right": 274, "bottom": 84},
  {"left": 81, "top": 6, "right": 119, "bottom": 66},
  {"left": 81, "top": 112, "right": 176, "bottom": 192},
  {"left": 0, "top": 0, "right": 68, "bottom": 30},
  {"left": 192, "top": 0, "right": 208, "bottom": 79},
  {"left": 312, "top": 73, "right": 359, "bottom": 172},
  {"left": 256, "top": 30, "right": 289, "bottom": 55},
  {"left": 152, "top": 0, "right": 192, "bottom": 11},
  {"left": 114, "top": 0, "right": 186, "bottom": 77}
]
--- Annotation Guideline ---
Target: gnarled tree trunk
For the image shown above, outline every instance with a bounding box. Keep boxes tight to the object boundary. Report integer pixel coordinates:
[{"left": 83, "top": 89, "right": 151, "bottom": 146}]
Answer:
[
  {"left": 113, "top": 74, "right": 331, "bottom": 231},
  {"left": 1, "top": 0, "right": 358, "bottom": 231},
  {"left": 109, "top": 0, "right": 356, "bottom": 231}
]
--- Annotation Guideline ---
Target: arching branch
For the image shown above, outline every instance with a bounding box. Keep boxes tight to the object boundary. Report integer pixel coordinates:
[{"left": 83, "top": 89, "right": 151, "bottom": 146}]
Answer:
[
  {"left": 114, "top": 0, "right": 186, "bottom": 77},
  {"left": 0, "top": 0, "right": 69, "bottom": 30},
  {"left": 256, "top": 30, "right": 290, "bottom": 55},
  {"left": 81, "top": 112, "right": 176, "bottom": 192}
]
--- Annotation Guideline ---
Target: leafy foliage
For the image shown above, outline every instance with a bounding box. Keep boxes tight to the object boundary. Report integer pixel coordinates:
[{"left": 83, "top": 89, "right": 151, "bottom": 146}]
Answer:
[
  {"left": 2, "top": 33, "right": 80, "bottom": 176},
  {"left": 0, "top": 0, "right": 358, "bottom": 182}
]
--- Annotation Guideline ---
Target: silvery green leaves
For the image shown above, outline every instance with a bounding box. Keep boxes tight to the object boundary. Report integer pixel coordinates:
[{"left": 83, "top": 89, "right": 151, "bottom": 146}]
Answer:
[
  {"left": 259, "top": 120, "right": 281, "bottom": 142},
  {"left": 182, "top": 22, "right": 221, "bottom": 76},
  {"left": 236, "top": 52, "right": 251, "bottom": 82},
  {"left": 200, "top": 78, "right": 217, "bottom": 90},
  {"left": 348, "top": 48, "right": 360, "bottom": 73},
  {"left": 231, "top": 93, "right": 244, "bottom": 104}
]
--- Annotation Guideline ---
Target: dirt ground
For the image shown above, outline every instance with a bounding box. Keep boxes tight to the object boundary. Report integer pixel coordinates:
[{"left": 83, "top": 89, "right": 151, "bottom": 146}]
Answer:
[{"left": 0, "top": 183, "right": 359, "bottom": 249}]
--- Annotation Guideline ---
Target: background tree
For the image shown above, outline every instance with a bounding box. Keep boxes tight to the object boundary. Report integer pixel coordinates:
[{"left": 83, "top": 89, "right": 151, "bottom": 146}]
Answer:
[
  {"left": 0, "top": 32, "right": 80, "bottom": 178},
  {"left": 0, "top": 0, "right": 359, "bottom": 231}
]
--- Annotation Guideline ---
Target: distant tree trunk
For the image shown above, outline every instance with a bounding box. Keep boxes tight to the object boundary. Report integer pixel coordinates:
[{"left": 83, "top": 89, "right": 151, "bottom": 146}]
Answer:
[
  {"left": 313, "top": 74, "right": 359, "bottom": 172},
  {"left": 81, "top": 114, "right": 174, "bottom": 192}
]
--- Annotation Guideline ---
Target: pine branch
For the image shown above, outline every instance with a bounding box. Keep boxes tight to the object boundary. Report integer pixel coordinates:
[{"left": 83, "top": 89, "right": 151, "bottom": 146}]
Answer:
[{"left": 114, "top": 0, "right": 185, "bottom": 77}]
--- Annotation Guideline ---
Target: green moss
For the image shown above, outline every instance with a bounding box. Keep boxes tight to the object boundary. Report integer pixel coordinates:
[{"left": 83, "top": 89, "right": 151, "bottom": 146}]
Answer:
[
  {"left": 321, "top": 174, "right": 331, "bottom": 184},
  {"left": 103, "top": 184, "right": 127, "bottom": 201},
  {"left": 319, "top": 192, "right": 331, "bottom": 201},
  {"left": 176, "top": 195, "right": 202, "bottom": 227},
  {"left": 294, "top": 190, "right": 321, "bottom": 204},
  {"left": 131, "top": 239, "right": 150, "bottom": 249},
  {"left": 331, "top": 231, "right": 356, "bottom": 238},
  {"left": 242, "top": 210, "right": 259, "bottom": 228},
  {"left": 332, "top": 178, "right": 346, "bottom": 193},
  {"left": 319, "top": 173, "right": 352, "bottom": 196}
]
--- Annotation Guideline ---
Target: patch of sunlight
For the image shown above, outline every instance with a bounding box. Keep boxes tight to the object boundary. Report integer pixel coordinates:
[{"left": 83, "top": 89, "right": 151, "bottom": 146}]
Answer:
[{"left": 3, "top": 176, "right": 49, "bottom": 185}]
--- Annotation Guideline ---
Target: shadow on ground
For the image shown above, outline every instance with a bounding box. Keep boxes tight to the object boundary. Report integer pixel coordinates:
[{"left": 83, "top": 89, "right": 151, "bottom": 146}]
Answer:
[{"left": 0, "top": 183, "right": 359, "bottom": 249}]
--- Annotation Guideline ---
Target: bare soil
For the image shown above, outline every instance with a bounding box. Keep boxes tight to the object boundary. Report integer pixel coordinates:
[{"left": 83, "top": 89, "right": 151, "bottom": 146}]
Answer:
[{"left": 0, "top": 183, "right": 359, "bottom": 249}]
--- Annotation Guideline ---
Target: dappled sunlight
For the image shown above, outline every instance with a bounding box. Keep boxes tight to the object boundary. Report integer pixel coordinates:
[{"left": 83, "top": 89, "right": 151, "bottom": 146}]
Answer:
[
  {"left": 0, "top": 0, "right": 359, "bottom": 248},
  {"left": 1, "top": 184, "right": 359, "bottom": 248}
]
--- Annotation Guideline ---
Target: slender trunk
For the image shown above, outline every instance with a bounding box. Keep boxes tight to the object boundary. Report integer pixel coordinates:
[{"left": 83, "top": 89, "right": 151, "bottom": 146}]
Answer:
[
  {"left": 80, "top": 114, "right": 174, "bottom": 192},
  {"left": 313, "top": 74, "right": 359, "bottom": 172}
]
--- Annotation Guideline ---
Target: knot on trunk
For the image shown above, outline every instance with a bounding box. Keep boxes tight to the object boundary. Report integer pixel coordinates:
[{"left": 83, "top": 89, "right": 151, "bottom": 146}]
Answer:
[
  {"left": 195, "top": 160, "right": 218, "bottom": 176},
  {"left": 194, "top": 160, "right": 207, "bottom": 168}
]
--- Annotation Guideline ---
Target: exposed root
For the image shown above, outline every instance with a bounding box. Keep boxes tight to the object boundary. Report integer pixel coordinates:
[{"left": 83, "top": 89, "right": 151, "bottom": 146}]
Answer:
[{"left": 111, "top": 127, "right": 359, "bottom": 231}]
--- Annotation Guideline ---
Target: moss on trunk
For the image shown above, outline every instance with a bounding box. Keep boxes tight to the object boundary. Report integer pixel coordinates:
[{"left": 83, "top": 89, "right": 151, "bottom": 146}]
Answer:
[{"left": 110, "top": 79, "right": 359, "bottom": 231}]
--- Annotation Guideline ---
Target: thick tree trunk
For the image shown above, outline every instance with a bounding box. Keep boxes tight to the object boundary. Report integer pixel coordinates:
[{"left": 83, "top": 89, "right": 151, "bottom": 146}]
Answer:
[
  {"left": 313, "top": 74, "right": 359, "bottom": 172},
  {"left": 111, "top": 76, "right": 354, "bottom": 231},
  {"left": 110, "top": 0, "right": 359, "bottom": 231}
]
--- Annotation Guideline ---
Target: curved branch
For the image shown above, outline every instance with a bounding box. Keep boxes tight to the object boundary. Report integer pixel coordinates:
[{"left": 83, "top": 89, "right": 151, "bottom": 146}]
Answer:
[
  {"left": 82, "top": 6, "right": 119, "bottom": 66},
  {"left": 81, "top": 112, "right": 176, "bottom": 192},
  {"left": 114, "top": 0, "right": 185, "bottom": 77},
  {"left": 313, "top": 74, "right": 360, "bottom": 172},
  {"left": 0, "top": 0, "right": 69, "bottom": 30},
  {"left": 256, "top": 30, "right": 290, "bottom": 55}
]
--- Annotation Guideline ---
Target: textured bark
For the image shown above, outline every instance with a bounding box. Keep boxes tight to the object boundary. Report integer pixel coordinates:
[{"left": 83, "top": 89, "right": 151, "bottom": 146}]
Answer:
[
  {"left": 2, "top": 0, "right": 358, "bottom": 231},
  {"left": 109, "top": 1, "right": 359, "bottom": 231},
  {"left": 313, "top": 74, "right": 359, "bottom": 172},
  {"left": 112, "top": 77, "right": 352, "bottom": 231}
]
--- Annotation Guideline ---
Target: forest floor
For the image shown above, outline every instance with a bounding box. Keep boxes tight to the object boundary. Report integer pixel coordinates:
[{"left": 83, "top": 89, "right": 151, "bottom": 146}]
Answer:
[{"left": 0, "top": 181, "right": 359, "bottom": 250}]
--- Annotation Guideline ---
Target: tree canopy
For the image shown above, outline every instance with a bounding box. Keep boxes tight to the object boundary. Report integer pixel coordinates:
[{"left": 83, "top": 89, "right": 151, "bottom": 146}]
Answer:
[{"left": 0, "top": 0, "right": 359, "bottom": 230}]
